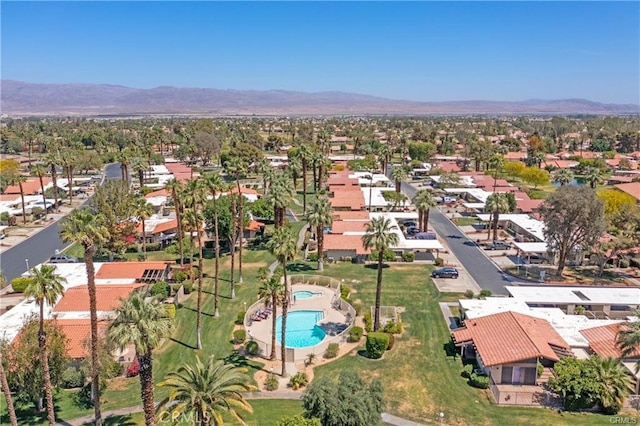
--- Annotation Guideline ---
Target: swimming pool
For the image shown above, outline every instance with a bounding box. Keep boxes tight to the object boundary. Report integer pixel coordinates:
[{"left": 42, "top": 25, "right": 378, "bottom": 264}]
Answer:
[
  {"left": 275, "top": 310, "right": 326, "bottom": 348},
  {"left": 293, "top": 290, "right": 321, "bottom": 300}
]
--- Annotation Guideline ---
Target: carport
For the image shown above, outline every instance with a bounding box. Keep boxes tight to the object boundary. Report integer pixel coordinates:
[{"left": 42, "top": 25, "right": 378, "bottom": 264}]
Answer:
[{"left": 513, "top": 242, "right": 548, "bottom": 264}]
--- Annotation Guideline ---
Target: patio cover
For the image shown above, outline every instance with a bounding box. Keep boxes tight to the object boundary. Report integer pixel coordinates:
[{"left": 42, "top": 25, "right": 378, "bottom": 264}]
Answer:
[{"left": 514, "top": 242, "right": 548, "bottom": 253}]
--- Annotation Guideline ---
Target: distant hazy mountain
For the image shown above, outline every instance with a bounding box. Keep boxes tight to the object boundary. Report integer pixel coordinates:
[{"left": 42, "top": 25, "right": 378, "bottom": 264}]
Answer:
[{"left": 2, "top": 80, "right": 638, "bottom": 116}]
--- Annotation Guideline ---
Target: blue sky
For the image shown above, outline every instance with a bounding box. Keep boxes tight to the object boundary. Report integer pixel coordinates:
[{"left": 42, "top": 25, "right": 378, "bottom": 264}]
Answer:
[{"left": 2, "top": 1, "right": 638, "bottom": 104}]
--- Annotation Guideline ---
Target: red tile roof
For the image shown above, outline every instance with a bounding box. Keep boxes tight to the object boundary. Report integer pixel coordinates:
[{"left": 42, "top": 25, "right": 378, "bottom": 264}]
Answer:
[
  {"left": 96, "top": 261, "right": 173, "bottom": 279},
  {"left": 580, "top": 323, "right": 640, "bottom": 359},
  {"left": 333, "top": 211, "right": 371, "bottom": 221},
  {"left": 151, "top": 219, "right": 178, "bottom": 235},
  {"left": 434, "top": 162, "right": 462, "bottom": 173},
  {"left": 451, "top": 311, "right": 570, "bottom": 366},
  {"left": 0, "top": 194, "right": 21, "bottom": 202},
  {"left": 54, "top": 319, "right": 109, "bottom": 359},
  {"left": 516, "top": 199, "right": 544, "bottom": 213},
  {"left": 330, "top": 220, "right": 369, "bottom": 234},
  {"left": 329, "top": 195, "right": 365, "bottom": 210},
  {"left": 3, "top": 177, "right": 52, "bottom": 195},
  {"left": 246, "top": 220, "right": 265, "bottom": 232},
  {"left": 229, "top": 186, "right": 260, "bottom": 196},
  {"left": 54, "top": 284, "right": 145, "bottom": 312},
  {"left": 323, "top": 234, "right": 370, "bottom": 255},
  {"left": 615, "top": 183, "right": 640, "bottom": 202},
  {"left": 145, "top": 189, "right": 170, "bottom": 198}
]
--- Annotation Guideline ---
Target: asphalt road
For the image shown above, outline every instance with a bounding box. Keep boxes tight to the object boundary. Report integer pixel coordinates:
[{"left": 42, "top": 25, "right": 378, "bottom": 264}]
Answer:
[
  {"left": 1, "top": 163, "right": 121, "bottom": 282},
  {"left": 401, "top": 181, "right": 512, "bottom": 295}
]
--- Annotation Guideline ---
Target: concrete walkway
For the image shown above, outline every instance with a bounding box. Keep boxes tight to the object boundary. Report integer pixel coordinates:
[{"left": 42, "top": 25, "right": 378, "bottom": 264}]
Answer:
[{"left": 382, "top": 413, "right": 427, "bottom": 426}]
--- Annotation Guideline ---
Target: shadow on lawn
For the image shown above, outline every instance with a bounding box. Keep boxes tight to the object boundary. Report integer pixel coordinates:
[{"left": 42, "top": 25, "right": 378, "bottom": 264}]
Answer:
[
  {"left": 170, "top": 336, "right": 198, "bottom": 350},
  {"left": 79, "top": 414, "right": 138, "bottom": 426},
  {"left": 287, "top": 262, "right": 315, "bottom": 272}
]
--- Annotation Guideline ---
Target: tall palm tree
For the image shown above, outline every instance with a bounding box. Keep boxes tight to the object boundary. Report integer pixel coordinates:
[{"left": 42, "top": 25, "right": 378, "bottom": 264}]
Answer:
[
  {"left": 616, "top": 310, "right": 640, "bottom": 374},
  {"left": 390, "top": 165, "right": 409, "bottom": 193},
  {"left": 587, "top": 356, "right": 634, "bottom": 413},
  {"left": 412, "top": 190, "right": 437, "bottom": 232},
  {"left": 8, "top": 173, "right": 28, "bottom": 224},
  {"left": 0, "top": 350, "right": 18, "bottom": 426},
  {"left": 59, "top": 152, "right": 76, "bottom": 206},
  {"left": 266, "top": 226, "right": 298, "bottom": 377},
  {"left": 60, "top": 209, "right": 109, "bottom": 426},
  {"left": 132, "top": 156, "right": 150, "bottom": 189},
  {"left": 166, "top": 179, "right": 186, "bottom": 266},
  {"left": 265, "top": 172, "right": 294, "bottom": 229},
  {"left": 132, "top": 198, "right": 154, "bottom": 258},
  {"left": 258, "top": 277, "right": 284, "bottom": 360},
  {"left": 204, "top": 173, "right": 226, "bottom": 317},
  {"left": 306, "top": 197, "right": 333, "bottom": 271},
  {"left": 157, "top": 355, "right": 255, "bottom": 426},
  {"left": 31, "top": 164, "right": 49, "bottom": 221},
  {"left": 108, "top": 292, "right": 173, "bottom": 426},
  {"left": 225, "top": 158, "right": 248, "bottom": 284},
  {"left": 24, "top": 264, "right": 66, "bottom": 426},
  {"left": 584, "top": 166, "right": 603, "bottom": 189},
  {"left": 117, "top": 150, "right": 132, "bottom": 183},
  {"left": 553, "top": 169, "right": 574, "bottom": 187},
  {"left": 298, "top": 144, "right": 312, "bottom": 214},
  {"left": 485, "top": 193, "right": 510, "bottom": 241},
  {"left": 43, "top": 152, "right": 60, "bottom": 212},
  {"left": 361, "top": 217, "right": 399, "bottom": 331}
]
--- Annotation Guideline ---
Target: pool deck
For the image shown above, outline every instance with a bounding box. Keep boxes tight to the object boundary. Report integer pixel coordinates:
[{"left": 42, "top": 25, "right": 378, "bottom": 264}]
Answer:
[{"left": 246, "top": 284, "right": 349, "bottom": 358}]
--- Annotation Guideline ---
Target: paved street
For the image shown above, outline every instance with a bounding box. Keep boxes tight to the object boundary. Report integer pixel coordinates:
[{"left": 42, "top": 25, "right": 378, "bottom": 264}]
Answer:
[{"left": 402, "top": 182, "right": 512, "bottom": 296}]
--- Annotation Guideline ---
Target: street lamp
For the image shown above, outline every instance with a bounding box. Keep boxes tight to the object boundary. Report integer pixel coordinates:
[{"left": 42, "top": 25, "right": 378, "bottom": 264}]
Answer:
[{"left": 25, "top": 258, "right": 29, "bottom": 272}]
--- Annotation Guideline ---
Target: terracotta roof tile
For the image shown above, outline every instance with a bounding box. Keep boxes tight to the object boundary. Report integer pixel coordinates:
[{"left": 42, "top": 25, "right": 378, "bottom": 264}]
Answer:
[
  {"left": 246, "top": 220, "right": 265, "bottom": 232},
  {"left": 96, "top": 261, "right": 173, "bottom": 280},
  {"left": 151, "top": 219, "right": 178, "bottom": 235},
  {"left": 333, "top": 211, "right": 371, "bottom": 220},
  {"left": 323, "top": 234, "right": 370, "bottom": 255},
  {"left": 54, "top": 284, "right": 145, "bottom": 312},
  {"left": 3, "top": 177, "right": 52, "bottom": 195},
  {"left": 452, "top": 311, "right": 570, "bottom": 366},
  {"left": 330, "top": 221, "right": 369, "bottom": 234},
  {"left": 580, "top": 323, "right": 640, "bottom": 359},
  {"left": 145, "top": 189, "right": 170, "bottom": 198},
  {"left": 615, "top": 183, "right": 640, "bottom": 202},
  {"left": 55, "top": 319, "right": 109, "bottom": 359}
]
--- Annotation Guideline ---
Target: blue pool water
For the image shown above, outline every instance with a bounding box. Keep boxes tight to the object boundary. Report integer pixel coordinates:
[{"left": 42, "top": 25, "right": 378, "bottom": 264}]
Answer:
[
  {"left": 293, "top": 290, "right": 321, "bottom": 300},
  {"left": 276, "top": 310, "right": 326, "bottom": 348}
]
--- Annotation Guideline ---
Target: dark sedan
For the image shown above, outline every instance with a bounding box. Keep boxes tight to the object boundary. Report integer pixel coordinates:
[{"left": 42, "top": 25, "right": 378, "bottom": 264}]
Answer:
[{"left": 431, "top": 267, "right": 459, "bottom": 279}]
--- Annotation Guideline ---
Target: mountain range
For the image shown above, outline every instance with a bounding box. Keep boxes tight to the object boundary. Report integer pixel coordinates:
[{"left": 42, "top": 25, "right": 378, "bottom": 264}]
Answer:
[{"left": 2, "top": 80, "right": 639, "bottom": 116}]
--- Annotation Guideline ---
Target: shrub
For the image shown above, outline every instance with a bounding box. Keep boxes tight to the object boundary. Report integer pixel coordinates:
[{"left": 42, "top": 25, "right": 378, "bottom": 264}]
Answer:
[
  {"left": 172, "top": 270, "right": 188, "bottom": 283},
  {"left": 619, "top": 258, "right": 630, "bottom": 268},
  {"left": 340, "top": 285, "right": 350, "bottom": 300},
  {"left": 401, "top": 252, "right": 415, "bottom": 262},
  {"left": 382, "top": 320, "right": 403, "bottom": 334},
  {"left": 236, "top": 311, "right": 246, "bottom": 325},
  {"left": 324, "top": 343, "right": 340, "bottom": 359},
  {"left": 264, "top": 374, "right": 279, "bottom": 391},
  {"left": 464, "top": 290, "right": 475, "bottom": 299},
  {"left": 386, "top": 333, "right": 395, "bottom": 350},
  {"left": 434, "top": 257, "right": 444, "bottom": 266},
  {"left": 468, "top": 373, "right": 490, "bottom": 389},
  {"left": 233, "top": 329, "right": 246, "bottom": 344},
  {"left": 151, "top": 281, "right": 170, "bottom": 298},
  {"left": 105, "top": 360, "right": 124, "bottom": 379},
  {"left": 165, "top": 303, "right": 176, "bottom": 319},
  {"left": 369, "top": 248, "right": 396, "bottom": 262},
  {"left": 182, "top": 280, "right": 193, "bottom": 294},
  {"left": 365, "top": 333, "right": 390, "bottom": 359},
  {"left": 61, "top": 367, "right": 85, "bottom": 389},
  {"left": 363, "top": 311, "right": 373, "bottom": 332},
  {"left": 307, "top": 252, "right": 318, "bottom": 262},
  {"left": 245, "top": 341, "right": 259, "bottom": 356},
  {"left": 349, "top": 326, "right": 363, "bottom": 342},
  {"left": 126, "top": 360, "right": 140, "bottom": 377},
  {"left": 139, "top": 186, "right": 154, "bottom": 196},
  {"left": 146, "top": 242, "right": 162, "bottom": 252},
  {"left": 5, "top": 305, "right": 14, "bottom": 311},
  {"left": 461, "top": 364, "right": 474, "bottom": 379},
  {"left": 10, "top": 276, "right": 35, "bottom": 293},
  {"left": 288, "top": 372, "right": 309, "bottom": 390},
  {"left": 125, "top": 244, "right": 139, "bottom": 253},
  {"left": 630, "top": 257, "right": 640, "bottom": 268},
  {"left": 537, "top": 362, "right": 544, "bottom": 378},
  {"left": 479, "top": 289, "right": 492, "bottom": 298},
  {"left": 350, "top": 301, "right": 362, "bottom": 316}
]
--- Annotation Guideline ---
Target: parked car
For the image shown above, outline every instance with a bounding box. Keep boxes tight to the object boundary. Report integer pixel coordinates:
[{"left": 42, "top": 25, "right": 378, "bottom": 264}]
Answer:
[
  {"left": 402, "top": 221, "right": 417, "bottom": 228},
  {"left": 485, "top": 241, "right": 512, "bottom": 250},
  {"left": 431, "top": 267, "right": 459, "bottom": 279},
  {"left": 524, "top": 254, "right": 546, "bottom": 264},
  {"left": 406, "top": 226, "right": 420, "bottom": 235},
  {"left": 48, "top": 254, "right": 78, "bottom": 263}
]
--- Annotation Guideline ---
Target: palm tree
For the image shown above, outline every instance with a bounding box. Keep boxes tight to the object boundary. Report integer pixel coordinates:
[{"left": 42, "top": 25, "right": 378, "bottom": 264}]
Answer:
[
  {"left": 390, "top": 165, "right": 409, "bottom": 193},
  {"left": 306, "top": 197, "right": 333, "bottom": 271},
  {"left": 587, "top": 356, "right": 634, "bottom": 414},
  {"left": 298, "top": 144, "right": 312, "bottom": 213},
  {"left": 225, "top": 158, "right": 248, "bottom": 284},
  {"left": 485, "top": 193, "right": 510, "bottom": 241},
  {"left": 24, "top": 264, "right": 66, "bottom": 425},
  {"left": 31, "top": 165, "right": 49, "bottom": 221},
  {"left": 361, "top": 217, "right": 399, "bottom": 331},
  {"left": 204, "top": 173, "right": 226, "bottom": 317},
  {"left": 553, "top": 169, "right": 574, "bottom": 187},
  {"left": 265, "top": 172, "right": 294, "bottom": 229},
  {"left": 412, "top": 190, "right": 437, "bottom": 232},
  {"left": 132, "top": 156, "right": 150, "bottom": 188},
  {"left": 157, "top": 355, "right": 255, "bottom": 426},
  {"left": 9, "top": 173, "right": 28, "bottom": 224},
  {"left": 0, "top": 350, "right": 18, "bottom": 426},
  {"left": 59, "top": 152, "right": 76, "bottom": 206},
  {"left": 166, "top": 179, "right": 186, "bottom": 266},
  {"left": 266, "top": 226, "right": 298, "bottom": 377},
  {"left": 117, "top": 150, "right": 132, "bottom": 183},
  {"left": 258, "top": 277, "right": 284, "bottom": 360},
  {"left": 108, "top": 292, "right": 173, "bottom": 426},
  {"left": 132, "top": 198, "right": 154, "bottom": 258},
  {"left": 43, "top": 152, "right": 60, "bottom": 212},
  {"left": 584, "top": 166, "right": 603, "bottom": 189},
  {"left": 616, "top": 310, "right": 640, "bottom": 374},
  {"left": 60, "top": 209, "right": 109, "bottom": 426}
]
